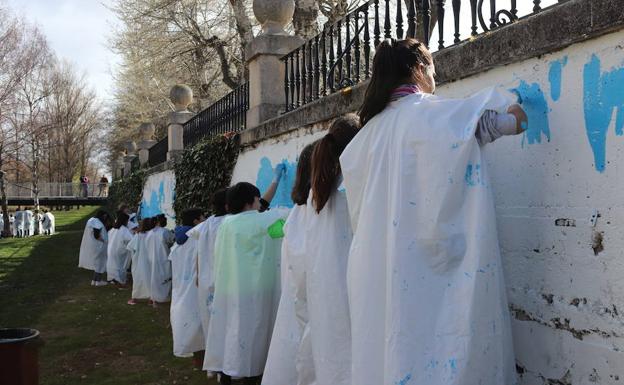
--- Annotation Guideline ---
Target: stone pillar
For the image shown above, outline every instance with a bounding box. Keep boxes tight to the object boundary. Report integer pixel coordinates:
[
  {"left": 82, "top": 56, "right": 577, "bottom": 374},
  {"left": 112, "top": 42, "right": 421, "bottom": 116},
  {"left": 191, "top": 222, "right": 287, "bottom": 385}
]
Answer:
[
  {"left": 123, "top": 141, "right": 137, "bottom": 176},
  {"left": 246, "top": 0, "right": 303, "bottom": 128},
  {"left": 167, "top": 84, "right": 194, "bottom": 161},
  {"left": 137, "top": 123, "right": 157, "bottom": 166}
]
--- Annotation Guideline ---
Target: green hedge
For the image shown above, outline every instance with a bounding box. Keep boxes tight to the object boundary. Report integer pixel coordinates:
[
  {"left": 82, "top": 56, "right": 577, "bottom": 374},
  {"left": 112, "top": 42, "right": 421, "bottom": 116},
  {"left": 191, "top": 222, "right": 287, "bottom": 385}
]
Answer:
[
  {"left": 173, "top": 134, "right": 240, "bottom": 219},
  {"left": 108, "top": 169, "right": 147, "bottom": 212}
]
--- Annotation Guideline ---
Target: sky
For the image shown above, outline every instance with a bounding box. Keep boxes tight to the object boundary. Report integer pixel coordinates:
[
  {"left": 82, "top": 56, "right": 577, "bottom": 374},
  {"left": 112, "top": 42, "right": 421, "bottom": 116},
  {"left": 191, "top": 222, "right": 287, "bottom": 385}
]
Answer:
[{"left": 6, "top": 0, "right": 121, "bottom": 104}]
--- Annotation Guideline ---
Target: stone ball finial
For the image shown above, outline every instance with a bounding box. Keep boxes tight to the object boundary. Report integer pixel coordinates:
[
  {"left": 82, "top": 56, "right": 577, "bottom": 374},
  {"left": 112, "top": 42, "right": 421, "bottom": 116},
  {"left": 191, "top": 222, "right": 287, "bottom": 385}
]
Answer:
[
  {"left": 253, "top": 0, "right": 295, "bottom": 35},
  {"left": 170, "top": 84, "right": 193, "bottom": 112},
  {"left": 139, "top": 123, "right": 156, "bottom": 141},
  {"left": 124, "top": 140, "right": 137, "bottom": 155}
]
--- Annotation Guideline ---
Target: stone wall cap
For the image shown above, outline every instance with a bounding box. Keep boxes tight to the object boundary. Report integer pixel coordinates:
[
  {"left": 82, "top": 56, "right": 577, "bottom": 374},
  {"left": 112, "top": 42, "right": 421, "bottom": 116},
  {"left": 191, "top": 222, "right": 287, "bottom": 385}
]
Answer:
[{"left": 246, "top": 34, "right": 305, "bottom": 62}]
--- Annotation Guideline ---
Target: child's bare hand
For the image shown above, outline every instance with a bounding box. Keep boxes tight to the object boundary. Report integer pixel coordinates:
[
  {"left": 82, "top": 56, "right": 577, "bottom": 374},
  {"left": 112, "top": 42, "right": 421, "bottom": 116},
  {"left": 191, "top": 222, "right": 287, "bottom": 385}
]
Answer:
[{"left": 507, "top": 104, "right": 528, "bottom": 134}]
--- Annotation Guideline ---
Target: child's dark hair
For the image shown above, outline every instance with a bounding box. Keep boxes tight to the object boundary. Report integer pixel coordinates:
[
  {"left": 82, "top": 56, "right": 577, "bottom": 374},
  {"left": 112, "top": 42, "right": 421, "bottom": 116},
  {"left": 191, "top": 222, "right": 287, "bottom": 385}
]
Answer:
[
  {"left": 155, "top": 214, "right": 167, "bottom": 228},
  {"left": 181, "top": 208, "right": 203, "bottom": 226},
  {"left": 311, "top": 114, "right": 361, "bottom": 213},
  {"left": 212, "top": 188, "right": 228, "bottom": 217},
  {"left": 138, "top": 217, "right": 154, "bottom": 233},
  {"left": 226, "top": 182, "right": 260, "bottom": 214},
  {"left": 94, "top": 210, "right": 110, "bottom": 224},
  {"left": 291, "top": 141, "right": 317, "bottom": 206},
  {"left": 359, "top": 38, "right": 433, "bottom": 125},
  {"left": 113, "top": 212, "right": 130, "bottom": 229}
]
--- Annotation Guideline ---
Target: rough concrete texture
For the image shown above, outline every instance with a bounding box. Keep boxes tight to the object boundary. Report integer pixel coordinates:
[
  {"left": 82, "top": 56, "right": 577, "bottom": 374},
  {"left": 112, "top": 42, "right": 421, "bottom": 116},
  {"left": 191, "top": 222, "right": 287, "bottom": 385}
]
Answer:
[{"left": 231, "top": 16, "right": 624, "bottom": 385}]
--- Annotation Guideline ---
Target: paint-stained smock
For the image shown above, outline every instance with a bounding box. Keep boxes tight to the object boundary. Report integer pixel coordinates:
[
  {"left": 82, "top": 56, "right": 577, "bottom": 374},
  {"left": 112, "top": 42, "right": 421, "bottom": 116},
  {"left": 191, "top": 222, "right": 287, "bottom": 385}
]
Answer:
[
  {"left": 169, "top": 234, "right": 204, "bottom": 357},
  {"left": 340, "top": 87, "right": 517, "bottom": 385},
  {"left": 187, "top": 215, "right": 226, "bottom": 339},
  {"left": 78, "top": 217, "right": 108, "bottom": 273},
  {"left": 106, "top": 225, "right": 133, "bottom": 284},
  {"left": 203, "top": 209, "right": 288, "bottom": 377},
  {"left": 127, "top": 233, "right": 151, "bottom": 299},
  {"left": 262, "top": 205, "right": 315, "bottom": 385},
  {"left": 146, "top": 226, "right": 174, "bottom": 302},
  {"left": 291, "top": 189, "right": 353, "bottom": 385}
]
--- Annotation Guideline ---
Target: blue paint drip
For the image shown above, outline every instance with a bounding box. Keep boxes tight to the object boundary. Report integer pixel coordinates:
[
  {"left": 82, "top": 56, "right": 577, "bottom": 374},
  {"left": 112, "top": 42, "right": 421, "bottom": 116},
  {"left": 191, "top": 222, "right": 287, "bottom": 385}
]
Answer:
[
  {"left": 583, "top": 55, "right": 624, "bottom": 172},
  {"left": 256, "top": 157, "right": 297, "bottom": 208},
  {"left": 449, "top": 358, "right": 458, "bottom": 374},
  {"left": 511, "top": 81, "right": 551, "bottom": 146},
  {"left": 396, "top": 374, "right": 412, "bottom": 385},
  {"left": 548, "top": 56, "right": 568, "bottom": 101},
  {"left": 464, "top": 163, "right": 484, "bottom": 187}
]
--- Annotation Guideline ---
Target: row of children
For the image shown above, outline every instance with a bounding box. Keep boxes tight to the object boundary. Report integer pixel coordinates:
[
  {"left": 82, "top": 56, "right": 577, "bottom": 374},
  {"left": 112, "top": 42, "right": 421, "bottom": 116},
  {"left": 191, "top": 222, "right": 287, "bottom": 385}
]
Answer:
[
  {"left": 0, "top": 208, "right": 55, "bottom": 238},
  {"left": 79, "top": 37, "right": 529, "bottom": 385}
]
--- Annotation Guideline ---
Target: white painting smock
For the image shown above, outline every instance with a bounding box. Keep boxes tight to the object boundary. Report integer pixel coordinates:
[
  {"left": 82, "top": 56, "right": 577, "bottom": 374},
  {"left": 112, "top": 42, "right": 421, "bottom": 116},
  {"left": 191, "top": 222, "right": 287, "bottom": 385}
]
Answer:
[
  {"left": 262, "top": 205, "right": 310, "bottom": 385},
  {"left": 106, "top": 226, "right": 133, "bottom": 284},
  {"left": 295, "top": 190, "right": 352, "bottom": 385},
  {"left": 42, "top": 212, "right": 55, "bottom": 234},
  {"left": 169, "top": 237, "right": 205, "bottom": 357},
  {"left": 146, "top": 227, "right": 173, "bottom": 302},
  {"left": 187, "top": 215, "right": 226, "bottom": 337},
  {"left": 127, "top": 233, "right": 151, "bottom": 299},
  {"left": 78, "top": 218, "right": 108, "bottom": 273},
  {"left": 203, "top": 210, "right": 286, "bottom": 377},
  {"left": 340, "top": 88, "right": 517, "bottom": 385}
]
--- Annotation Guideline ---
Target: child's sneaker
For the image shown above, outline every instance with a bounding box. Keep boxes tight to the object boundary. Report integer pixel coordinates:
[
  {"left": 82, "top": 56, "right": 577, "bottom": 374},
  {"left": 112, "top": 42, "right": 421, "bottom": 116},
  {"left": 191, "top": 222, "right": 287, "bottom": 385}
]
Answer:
[
  {"left": 90, "top": 280, "right": 96, "bottom": 286},
  {"left": 127, "top": 299, "right": 137, "bottom": 305},
  {"left": 95, "top": 281, "right": 108, "bottom": 287}
]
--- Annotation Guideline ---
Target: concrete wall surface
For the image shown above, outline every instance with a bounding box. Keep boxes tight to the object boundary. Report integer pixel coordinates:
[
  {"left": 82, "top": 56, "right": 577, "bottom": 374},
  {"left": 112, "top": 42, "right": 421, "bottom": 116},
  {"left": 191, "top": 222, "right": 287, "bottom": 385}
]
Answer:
[{"left": 231, "top": 31, "right": 624, "bottom": 384}]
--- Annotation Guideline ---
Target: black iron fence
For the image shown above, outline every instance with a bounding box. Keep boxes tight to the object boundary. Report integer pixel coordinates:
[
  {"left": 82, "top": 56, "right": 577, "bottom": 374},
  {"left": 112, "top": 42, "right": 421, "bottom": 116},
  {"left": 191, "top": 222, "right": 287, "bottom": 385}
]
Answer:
[
  {"left": 148, "top": 137, "right": 168, "bottom": 167},
  {"left": 183, "top": 83, "right": 249, "bottom": 148},
  {"left": 282, "top": 0, "right": 558, "bottom": 112}
]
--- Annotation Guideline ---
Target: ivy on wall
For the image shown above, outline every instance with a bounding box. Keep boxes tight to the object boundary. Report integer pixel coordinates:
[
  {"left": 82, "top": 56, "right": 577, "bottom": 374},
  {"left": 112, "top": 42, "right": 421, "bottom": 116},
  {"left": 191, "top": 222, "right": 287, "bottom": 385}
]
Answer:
[
  {"left": 108, "top": 169, "right": 147, "bottom": 212},
  {"left": 173, "top": 134, "right": 240, "bottom": 219}
]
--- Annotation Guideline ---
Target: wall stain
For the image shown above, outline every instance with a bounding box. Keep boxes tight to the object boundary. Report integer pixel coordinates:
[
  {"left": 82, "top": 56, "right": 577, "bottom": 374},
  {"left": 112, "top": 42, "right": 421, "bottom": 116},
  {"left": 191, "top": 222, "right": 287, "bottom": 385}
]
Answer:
[{"left": 591, "top": 231, "right": 604, "bottom": 255}]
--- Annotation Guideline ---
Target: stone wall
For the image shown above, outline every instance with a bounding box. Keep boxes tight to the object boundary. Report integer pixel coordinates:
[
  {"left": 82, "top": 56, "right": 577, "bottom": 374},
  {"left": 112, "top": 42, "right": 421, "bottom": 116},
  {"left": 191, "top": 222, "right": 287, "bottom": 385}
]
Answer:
[{"left": 229, "top": 1, "right": 624, "bottom": 382}]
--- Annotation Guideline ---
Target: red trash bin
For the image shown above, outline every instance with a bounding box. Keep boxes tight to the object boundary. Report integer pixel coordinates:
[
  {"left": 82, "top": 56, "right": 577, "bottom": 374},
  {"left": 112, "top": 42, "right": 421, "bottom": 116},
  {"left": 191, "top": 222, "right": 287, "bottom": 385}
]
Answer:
[{"left": 0, "top": 328, "right": 42, "bottom": 385}]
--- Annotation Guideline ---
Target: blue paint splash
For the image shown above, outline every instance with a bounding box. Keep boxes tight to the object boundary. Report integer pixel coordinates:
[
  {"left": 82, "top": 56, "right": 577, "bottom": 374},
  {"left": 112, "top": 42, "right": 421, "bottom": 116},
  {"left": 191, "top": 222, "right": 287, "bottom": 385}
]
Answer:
[
  {"left": 511, "top": 81, "right": 551, "bottom": 146},
  {"left": 583, "top": 55, "right": 624, "bottom": 172},
  {"left": 256, "top": 157, "right": 297, "bottom": 208},
  {"left": 549, "top": 56, "right": 568, "bottom": 101},
  {"left": 140, "top": 181, "right": 166, "bottom": 217},
  {"left": 464, "top": 163, "right": 484, "bottom": 187},
  {"left": 396, "top": 373, "right": 412, "bottom": 385}
]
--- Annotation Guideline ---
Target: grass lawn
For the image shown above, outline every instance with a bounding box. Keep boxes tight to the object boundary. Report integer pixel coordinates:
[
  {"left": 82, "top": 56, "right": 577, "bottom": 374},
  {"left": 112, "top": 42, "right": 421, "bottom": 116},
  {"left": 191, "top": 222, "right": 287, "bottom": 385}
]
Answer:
[{"left": 0, "top": 207, "right": 216, "bottom": 385}]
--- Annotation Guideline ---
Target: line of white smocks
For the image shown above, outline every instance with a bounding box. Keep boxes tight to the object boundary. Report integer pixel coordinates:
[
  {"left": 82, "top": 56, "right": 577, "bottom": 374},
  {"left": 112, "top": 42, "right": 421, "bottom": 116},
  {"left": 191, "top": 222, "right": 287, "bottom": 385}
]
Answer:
[
  {"left": 169, "top": 237, "right": 205, "bottom": 357},
  {"left": 203, "top": 209, "right": 287, "bottom": 377},
  {"left": 186, "top": 215, "right": 226, "bottom": 345},
  {"left": 127, "top": 233, "right": 152, "bottom": 299},
  {"left": 78, "top": 217, "right": 108, "bottom": 273},
  {"left": 339, "top": 87, "right": 517, "bottom": 385},
  {"left": 146, "top": 226, "right": 174, "bottom": 302},
  {"left": 106, "top": 225, "right": 133, "bottom": 284}
]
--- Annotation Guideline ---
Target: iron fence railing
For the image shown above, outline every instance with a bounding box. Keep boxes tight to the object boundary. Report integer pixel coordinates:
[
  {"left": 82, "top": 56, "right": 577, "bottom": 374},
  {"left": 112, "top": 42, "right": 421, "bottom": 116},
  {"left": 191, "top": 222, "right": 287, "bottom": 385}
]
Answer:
[
  {"left": 5, "top": 183, "right": 111, "bottom": 198},
  {"left": 183, "top": 83, "right": 249, "bottom": 148},
  {"left": 148, "top": 137, "right": 168, "bottom": 167},
  {"left": 282, "top": 0, "right": 561, "bottom": 112}
]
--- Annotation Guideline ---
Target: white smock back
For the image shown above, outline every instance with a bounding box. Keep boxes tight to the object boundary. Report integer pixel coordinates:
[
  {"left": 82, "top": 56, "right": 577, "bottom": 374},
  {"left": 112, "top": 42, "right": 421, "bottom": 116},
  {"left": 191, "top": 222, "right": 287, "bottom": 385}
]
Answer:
[
  {"left": 78, "top": 217, "right": 108, "bottom": 273},
  {"left": 295, "top": 189, "right": 352, "bottom": 385},
  {"left": 127, "top": 233, "right": 151, "bottom": 299},
  {"left": 203, "top": 209, "right": 286, "bottom": 377},
  {"left": 187, "top": 215, "right": 226, "bottom": 335},
  {"left": 146, "top": 227, "right": 173, "bottom": 302},
  {"left": 262, "top": 205, "right": 313, "bottom": 385},
  {"left": 106, "top": 226, "right": 133, "bottom": 283},
  {"left": 169, "top": 237, "right": 205, "bottom": 357},
  {"left": 340, "top": 88, "right": 517, "bottom": 385}
]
